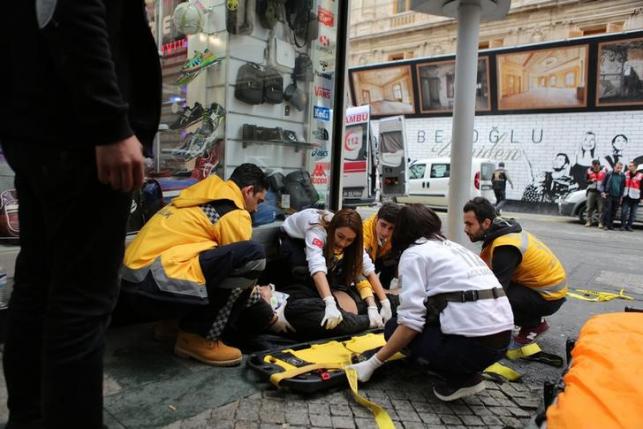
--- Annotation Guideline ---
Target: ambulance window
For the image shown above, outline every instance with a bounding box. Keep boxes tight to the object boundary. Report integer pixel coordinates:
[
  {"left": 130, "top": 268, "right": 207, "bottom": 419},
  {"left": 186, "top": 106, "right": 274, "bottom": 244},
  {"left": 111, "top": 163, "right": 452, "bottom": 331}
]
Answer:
[
  {"left": 481, "top": 163, "right": 495, "bottom": 180},
  {"left": 409, "top": 163, "right": 426, "bottom": 179},
  {"left": 430, "top": 163, "right": 450, "bottom": 178}
]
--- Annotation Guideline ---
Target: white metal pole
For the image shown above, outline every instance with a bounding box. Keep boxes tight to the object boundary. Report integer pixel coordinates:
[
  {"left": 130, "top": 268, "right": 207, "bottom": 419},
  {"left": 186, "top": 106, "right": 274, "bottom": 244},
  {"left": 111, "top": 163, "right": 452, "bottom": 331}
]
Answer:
[{"left": 447, "top": 0, "right": 482, "bottom": 244}]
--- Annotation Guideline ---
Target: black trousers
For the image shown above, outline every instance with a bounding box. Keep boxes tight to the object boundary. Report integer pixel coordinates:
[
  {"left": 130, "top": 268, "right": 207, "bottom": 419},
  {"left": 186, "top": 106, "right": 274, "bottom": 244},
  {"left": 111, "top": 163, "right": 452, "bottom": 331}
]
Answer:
[
  {"left": 384, "top": 317, "right": 510, "bottom": 384},
  {"left": 1, "top": 141, "right": 132, "bottom": 429},
  {"left": 119, "top": 241, "right": 267, "bottom": 340},
  {"left": 603, "top": 196, "right": 621, "bottom": 228},
  {"left": 621, "top": 197, "right": 639, "bottom": 228},
  {"left": 505, "top": 282, "right": 565, "bottom": 328},
  {"left": 374, "top": 256, "right": 396, "bottom": 289},
  {"left": 494, "top": 189, "right": 507, "bottom": 210}
]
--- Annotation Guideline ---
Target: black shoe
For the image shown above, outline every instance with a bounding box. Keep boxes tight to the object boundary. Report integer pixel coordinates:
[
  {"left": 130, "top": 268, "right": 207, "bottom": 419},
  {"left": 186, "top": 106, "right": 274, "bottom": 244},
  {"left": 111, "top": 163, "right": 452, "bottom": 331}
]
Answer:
[
  {"left": 169, "top": 102, "right": 205, "bottom": 130},
  {"left": 619, "top": 227, "right": 625, "bottom": 231},
  {"left": 626, "top": 226, "right": 633, "bottom": 231},
  {"left": 433, "top": 374, "right": 486, "bottom": 401}
]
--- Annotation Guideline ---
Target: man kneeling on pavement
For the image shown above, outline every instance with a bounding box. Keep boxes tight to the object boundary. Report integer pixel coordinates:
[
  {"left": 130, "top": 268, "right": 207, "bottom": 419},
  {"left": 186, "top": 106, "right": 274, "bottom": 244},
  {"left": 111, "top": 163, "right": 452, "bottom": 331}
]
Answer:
[
  {"left": 120, "top": 164, "right": 275, "bottom": 366},
  {"left": 463, "top": 197, "right": 567, "bottom": 345}
]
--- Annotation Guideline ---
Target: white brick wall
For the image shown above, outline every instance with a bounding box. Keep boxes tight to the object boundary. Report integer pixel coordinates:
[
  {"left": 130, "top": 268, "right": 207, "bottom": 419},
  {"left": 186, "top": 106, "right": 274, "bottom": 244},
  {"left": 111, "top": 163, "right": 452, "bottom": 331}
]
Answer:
[{"left": 373, "top": 111, "right": 643, "bottom": 201}]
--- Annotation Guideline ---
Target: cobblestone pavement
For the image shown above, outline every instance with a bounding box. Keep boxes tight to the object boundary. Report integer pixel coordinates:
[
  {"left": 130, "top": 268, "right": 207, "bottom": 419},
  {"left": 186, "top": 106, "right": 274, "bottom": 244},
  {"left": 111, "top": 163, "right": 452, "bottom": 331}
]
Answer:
[{"left": 161, "top": 362, "right": 542, "bottom": 429}]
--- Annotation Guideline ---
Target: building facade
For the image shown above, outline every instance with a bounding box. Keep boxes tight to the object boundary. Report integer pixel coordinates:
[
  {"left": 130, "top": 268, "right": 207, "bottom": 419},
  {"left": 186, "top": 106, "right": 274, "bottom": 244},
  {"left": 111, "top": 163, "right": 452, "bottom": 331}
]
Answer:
[{"left": 349, "top": 0, "right": 643, "bottom": 66}]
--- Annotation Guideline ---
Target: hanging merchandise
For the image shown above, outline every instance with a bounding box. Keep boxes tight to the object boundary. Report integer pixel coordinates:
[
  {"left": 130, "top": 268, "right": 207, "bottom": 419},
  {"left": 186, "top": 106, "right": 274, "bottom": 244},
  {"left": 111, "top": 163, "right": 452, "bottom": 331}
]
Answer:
[
  {"left": 173, "top": 1, "right": 204, "bottom": 35},
  {"left": 235, "top": 63, "right": 265, "bottom": 105},
  {"left": 226, "top": 0, "right": 253, "bottom": 35},
  {"left": 256, "top": 0, "right": 284, "bottom": 29},
  {"left": 0, "top": 189, "right": 19, "bottom": 242},
  {"left": 266, "top": 33, "right": 296, "bottom": 73},
  {"left": 284, "top": 170, "right": 320, "bottom": 210},
  {"left": 262, "top": 66, "right": 284, "bottom": 104},
  {"left": 294, "top": 53, "right": 314, "bottom": 83},
  {"left": 169, "top": 102, "right": 205, "bottom": 130},
  {"left": 284, "top": 0, "right": 318, "bottom": 48},
  {"left": 283, "top": 78, "right": 307, "bottom": 111}
]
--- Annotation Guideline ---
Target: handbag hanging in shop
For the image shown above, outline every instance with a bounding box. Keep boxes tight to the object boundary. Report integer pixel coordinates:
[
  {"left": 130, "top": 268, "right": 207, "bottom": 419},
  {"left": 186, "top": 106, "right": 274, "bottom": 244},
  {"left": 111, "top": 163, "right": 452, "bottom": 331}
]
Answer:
[
  {"left": 266, "top": 33, "right": 296, "bottom": 74},
  {"left": 284, "top": 169, "right": 319, "bottom": 210},
  {"left": 283, "top": 79, "right": 307, "bottom": 111},
  {"left": 294, "top": 53, "right": 314, "bottom": 83},
  {"left": 256, "top": 0, "right": 285, "bottom": 29},
  {"left": 262, "top": 66, "right": 284, "bottom": 104},
  {"left": 284, "top": 0, "right": 318, "bottom": 47}
]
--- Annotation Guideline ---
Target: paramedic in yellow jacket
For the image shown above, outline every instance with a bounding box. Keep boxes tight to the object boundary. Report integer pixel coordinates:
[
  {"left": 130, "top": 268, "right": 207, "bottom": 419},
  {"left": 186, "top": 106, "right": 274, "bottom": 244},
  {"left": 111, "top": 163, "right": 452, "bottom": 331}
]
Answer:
[
  {"left": 463, "top": 197, "right": 567, "bottom": 345},
  {"left": 362, "top": 203, "right": 401, "bottom": 289},
  {"left": 121, "top": 164, "right": 270, "bottom": 366}
]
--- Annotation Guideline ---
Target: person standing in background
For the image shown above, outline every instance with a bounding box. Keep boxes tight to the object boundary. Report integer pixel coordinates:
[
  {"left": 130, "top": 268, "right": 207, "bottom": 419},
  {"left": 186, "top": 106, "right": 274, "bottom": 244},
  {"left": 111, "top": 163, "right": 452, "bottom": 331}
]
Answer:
[
  {"left": 585, "top": 160, "right": 607, "bottom": 228},
  {"left": 491, "top": 162, "right": 513, "bottom": 214},
  {"left": 601, "top": 162, "right": 626, "bottom": 230},
  {"left": 0, "top": 1, "right": 161, "bottom": 428},
  {"left": 620, "top": 161, "right": 642, "bottom": 231}
]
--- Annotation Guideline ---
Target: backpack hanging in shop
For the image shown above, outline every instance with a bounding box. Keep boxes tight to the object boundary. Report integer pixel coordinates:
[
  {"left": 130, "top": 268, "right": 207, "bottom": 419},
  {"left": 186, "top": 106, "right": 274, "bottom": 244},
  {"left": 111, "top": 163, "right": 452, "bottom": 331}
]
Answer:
[
  {"left": 256, "top": 0, "right": 284, "bottom": 29},
  {"left": 235, "top": 63, "right": 265, "bottom": 105},
  {"left": 262, "top": 66, "right": 284, "bottom": 104},
  {"left": 284, "top": 0, "right": 318, "bottom": 47},
  {"left": 294, "top": 53, "right": 314, "bottom": 83}
]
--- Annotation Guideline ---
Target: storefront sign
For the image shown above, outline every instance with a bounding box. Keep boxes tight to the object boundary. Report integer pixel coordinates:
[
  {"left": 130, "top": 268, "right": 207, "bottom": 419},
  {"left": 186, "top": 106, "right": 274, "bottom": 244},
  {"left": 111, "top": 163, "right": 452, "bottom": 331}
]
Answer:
[
  {"left": 318, "top": 7, "right": 335, "bottom": 27},
  {"left": 314, "top": 106, "right": 331, "bottom": 121},
  {"left": 342, "top": 106, "right": 370, "bottom": 200}
]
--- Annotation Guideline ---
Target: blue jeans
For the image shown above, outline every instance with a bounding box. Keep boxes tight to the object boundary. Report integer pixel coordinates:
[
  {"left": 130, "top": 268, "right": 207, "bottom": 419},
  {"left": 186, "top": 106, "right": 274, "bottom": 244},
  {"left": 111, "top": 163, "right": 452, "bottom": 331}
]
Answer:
[{"left": 621, "top": 197, "right": 639, "bottom": 228}]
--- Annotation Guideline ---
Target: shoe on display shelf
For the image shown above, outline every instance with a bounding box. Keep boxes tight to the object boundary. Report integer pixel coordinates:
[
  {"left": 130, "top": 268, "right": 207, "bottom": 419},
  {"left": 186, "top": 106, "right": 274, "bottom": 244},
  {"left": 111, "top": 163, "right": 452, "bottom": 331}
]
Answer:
[{"left": 169, "top": 102, "right": 205, "bottom": 130}]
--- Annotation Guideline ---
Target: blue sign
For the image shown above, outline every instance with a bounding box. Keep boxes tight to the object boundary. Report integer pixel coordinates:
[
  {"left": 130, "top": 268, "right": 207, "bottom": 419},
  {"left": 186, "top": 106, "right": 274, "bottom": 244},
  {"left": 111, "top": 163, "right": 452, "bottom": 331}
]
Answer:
[{"left": 313, "top": 106, "right": 331, "bottom": 121}]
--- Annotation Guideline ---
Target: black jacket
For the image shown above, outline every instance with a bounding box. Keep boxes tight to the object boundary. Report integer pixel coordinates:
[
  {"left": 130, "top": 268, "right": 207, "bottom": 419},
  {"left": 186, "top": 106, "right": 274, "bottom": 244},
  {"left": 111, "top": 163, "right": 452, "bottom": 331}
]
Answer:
[
  {"left": 0, "top": 0, "right": 161, "bottom": 151},
  {"left": 482, "top": 218, "right": 523, "bottom": 289}
]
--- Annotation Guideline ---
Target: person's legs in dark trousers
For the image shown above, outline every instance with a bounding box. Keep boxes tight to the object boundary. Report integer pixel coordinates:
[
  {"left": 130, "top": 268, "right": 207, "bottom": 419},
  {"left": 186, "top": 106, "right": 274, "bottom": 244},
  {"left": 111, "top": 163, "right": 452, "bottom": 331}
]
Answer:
[
  {"left": 621, "top": 198, "right": 638, "bottom": 230},
  {"left": 494, "top": 189, "right": 506, "bottom": 211},
  {"left": 278, "top": 231, "right": 309, "bottom": 284},
  {"left": 374, "top": 257, "right": 396, "bottom": 289},
  {"left": 2, "top": 141, "right": 131, "bottom": 429},
  {"left": 586, "top": 191, "right": 598, "bottom": 225},
  {"left": 285, "top": 297, "right": 370, "bottom": 340},
  {"left": 383, "top": 318, "right": 509, "bottom": 385},
  {"left": 603, "top": 197, "right": 619, "bottom": 228},
  {"left": 505, "top": 283, "right": 565, "bottom": 328}
]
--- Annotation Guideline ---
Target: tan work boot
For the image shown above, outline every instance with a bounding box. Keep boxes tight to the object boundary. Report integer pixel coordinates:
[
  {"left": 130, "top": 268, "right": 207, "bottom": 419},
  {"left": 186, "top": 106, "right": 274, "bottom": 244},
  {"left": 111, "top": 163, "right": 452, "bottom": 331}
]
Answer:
[
  {"left": 174, "top": 331, "right": 242, "bottom": 366},
  {"left": 584, "top": 221, "right": 591, "bottom": 227},
  {"left": 153, "top": 319, "right": 179, "bottom": 341}
]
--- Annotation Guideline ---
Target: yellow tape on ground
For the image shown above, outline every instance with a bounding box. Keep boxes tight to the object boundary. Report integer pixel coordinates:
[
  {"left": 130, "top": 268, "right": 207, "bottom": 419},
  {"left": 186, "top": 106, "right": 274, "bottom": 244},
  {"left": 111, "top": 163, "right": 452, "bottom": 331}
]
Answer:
[
  {"left": 506, "top": 342, "right": 541, "bottom": 360},
  {"left": 345, "top": 367, "right": 395, "bottom": 429},
  {"left": 569, "top": 288, "right": 633, "bottom": 302},
  {"left": 484, "top": 362, "right": 522, "bottom": 381}
]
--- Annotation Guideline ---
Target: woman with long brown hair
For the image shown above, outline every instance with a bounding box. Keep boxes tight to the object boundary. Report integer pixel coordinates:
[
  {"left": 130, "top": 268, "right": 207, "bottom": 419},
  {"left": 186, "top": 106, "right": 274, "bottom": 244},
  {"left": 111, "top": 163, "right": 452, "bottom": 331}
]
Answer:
[{"left": 279, "top": 208, "right": 392, "bottom": 336}]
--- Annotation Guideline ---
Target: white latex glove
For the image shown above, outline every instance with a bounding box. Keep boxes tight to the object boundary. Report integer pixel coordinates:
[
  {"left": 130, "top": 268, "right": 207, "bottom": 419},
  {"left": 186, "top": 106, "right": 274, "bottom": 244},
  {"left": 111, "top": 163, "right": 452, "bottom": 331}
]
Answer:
[
  {"left": 347, "top": 354, "right": 383, "bottom": 382},
  {"left": 379, "top": 299, "right": 392, "bottom": 323},
  {"left": 368, "top": 306, "right": 384, "bottom": 328},
  {"left": 269, "top": 305, "right": 295, "bottom": 334},
  {"left": 321, "top": 296, "right": 343, "bottom": 330}
]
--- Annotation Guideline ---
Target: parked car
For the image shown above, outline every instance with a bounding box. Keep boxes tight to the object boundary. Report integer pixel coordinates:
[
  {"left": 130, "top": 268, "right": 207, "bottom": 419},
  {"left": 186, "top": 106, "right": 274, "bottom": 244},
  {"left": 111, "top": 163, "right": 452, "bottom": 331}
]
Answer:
[
  {"left": 396, "top": 158, "right": 496, "bottom": 207},
  {"left": 558, "top": 189, "right": 643, "bottom": 224}
]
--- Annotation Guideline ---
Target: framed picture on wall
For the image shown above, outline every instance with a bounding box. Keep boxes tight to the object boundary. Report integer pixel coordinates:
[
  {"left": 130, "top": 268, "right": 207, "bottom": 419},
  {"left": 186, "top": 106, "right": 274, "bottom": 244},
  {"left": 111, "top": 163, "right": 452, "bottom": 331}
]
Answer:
[
  {"left": 596, "top": 37, "right": 643, "bottom": 107},
  {"left": 416, "top": 57, "right": 490, "bottom": 113},
  {"left": 496, "top": 45, "right": 589, "bottom": 110},
  {"left": 351, "top": 65, "right": 415, "bottom": 115}
]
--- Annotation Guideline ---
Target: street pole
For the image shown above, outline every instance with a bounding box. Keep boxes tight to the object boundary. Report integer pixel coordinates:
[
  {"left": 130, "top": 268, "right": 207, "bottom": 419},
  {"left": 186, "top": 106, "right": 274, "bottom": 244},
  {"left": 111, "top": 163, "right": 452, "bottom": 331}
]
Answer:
[{"left": 447, "top": 1, "right": 481, "bottom": 244}]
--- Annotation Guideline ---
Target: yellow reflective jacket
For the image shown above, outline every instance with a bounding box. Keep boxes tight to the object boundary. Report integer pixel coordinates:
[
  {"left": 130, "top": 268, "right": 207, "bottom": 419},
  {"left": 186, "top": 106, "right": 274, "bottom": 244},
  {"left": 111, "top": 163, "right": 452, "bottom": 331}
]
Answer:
[
  {"left": 363, "top": 214, "right": 392, "bottom": 262},
  {"left": 480, "top": 231, "right": 567, "bottom": 301},
  {"left": 122, "top": 176, "right": 251, "bottom": 296}
]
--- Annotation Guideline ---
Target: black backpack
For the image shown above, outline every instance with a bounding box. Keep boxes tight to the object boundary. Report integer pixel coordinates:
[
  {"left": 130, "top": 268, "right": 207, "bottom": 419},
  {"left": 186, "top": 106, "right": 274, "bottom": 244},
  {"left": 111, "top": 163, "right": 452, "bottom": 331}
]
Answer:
[
  {"left": 294, "top": 53, "right": 314, "bottom": 83},
  {"left": 285, "top": 0, "right": 318, "bottom": 47},
  {"left": 235, "top": 63, "right": 264, "bottom": 105},
  {"left": 262, "top": 66, "right": 284, "bottom": 104},
  {"left": 256, "top": 0, "right": 283, "bottom": 29},
  {"left": 284, "top": 170, "right": 319, "bottom": 210}
]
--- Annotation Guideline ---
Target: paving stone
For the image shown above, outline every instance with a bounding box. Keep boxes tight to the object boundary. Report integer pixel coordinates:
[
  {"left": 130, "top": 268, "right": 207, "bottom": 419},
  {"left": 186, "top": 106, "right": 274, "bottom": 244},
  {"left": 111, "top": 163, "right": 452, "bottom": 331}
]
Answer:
[
  {"left": 500, "top": 416, "right": 522, "bottom": 428},
  {"left": 327, "top": 391, "right": 351, "bottom": 404},
  {"left": 481, "top": 415, "right": 503, "bottom": 425},
  {"left": 413, "top": 402, "right": 433, "bottom": 413},
  {"left": 486, "top": 382, "right": 501, "bottom": 390},
  {"left": 494, "top": 397, "right": 516, "bottom": 408},
  {"left": 439, "top": 414, "right": 462, "bottom": 425},
  {"left": 395, "top": 409, "right": 421, "bottom": 423},
  {"left": 488, "top": 406, "right": 513, "bottom": 417},
  {"left": 286, "top": 408, "right": 310, "bottom": 426},
  {"left": 309, "top": 414, "right": 333, "bottom": 428},
  {"left": 479, "top": 396, "right": 501, "bottom": 407},
  {"left": 179, "top": 409, "right": 212, "bottom": 429},
  {"left": 508, "top": 406, "right": 532, "bottom": 418},
  {"left": 459, "top": 414, "right": 485, "bottom": 426},
  {"left": 461, "top": 396, "right": 483, "bottom": 406},
  {"left": 262, "top": 390, "right": 286, "bottom": 400},
  {"left": 236, "top": 399, "right": 261, "bottom": 421},
  {"left": 401, "top": 422, "right": 425, "bottom": 429},
  {"left": 432, "top": 403, "right": 454, "bottom": 414},
  {"left": 308, "top": 403, "right": 330, "bottom": 415},
  {"left": 445, "top": 426, "right": 467, "bottom": 429},
  {"left": 488, "top": 390, "right": 508, "bottom": 400},
  {"left": 449, "top": 404, "right": 472, "bottom": 415},
  {"left": 332, "top": 415, "right": 356, "bottom": 429},
  {"left": 419, "top": 412, "right": 442, "bottom": 424},
  {"left": 393, "top": 399, "right": 414, "bottom": 411},
  {"left": 350, "top": 403, "right": 373, "bottom": 418},
  {"left": 355, "top": 417, "right": 379, "bottom": 429},
  {"left": 211, "top": 402, "right": 238, "bottom": 422},
  {"left": 258, "top": 424, "right": 284, "bottom": 429},
  {"left": 259, "top": 399, "right": 285, "bottom": 424},
  {"left": 330, "top": 404, "right": 352, "bottom": 417},
  {"left": 364, "top": 389, "right": 387, "bottom": 399},
  {"left": 514, "top": 397, "right": 540, "bottom": 409},
  {"left": 468, "top": 405, "right": 492, "bottom": 417},
  {"left": 234, "top": 422, "right": 259, "bottom": 429},
  {"left": 388, "top": 390, "right": 408, "bottom": 399},
  {"left": 512, "top": 383, "right": 528, "bottom": 392}
]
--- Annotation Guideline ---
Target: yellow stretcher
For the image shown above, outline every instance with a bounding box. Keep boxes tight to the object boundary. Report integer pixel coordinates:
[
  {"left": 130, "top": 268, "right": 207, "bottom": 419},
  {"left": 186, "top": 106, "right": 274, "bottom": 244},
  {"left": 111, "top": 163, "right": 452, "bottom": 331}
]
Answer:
[{"left": 247, "top": 332, "right": 405, "bottom": 393}]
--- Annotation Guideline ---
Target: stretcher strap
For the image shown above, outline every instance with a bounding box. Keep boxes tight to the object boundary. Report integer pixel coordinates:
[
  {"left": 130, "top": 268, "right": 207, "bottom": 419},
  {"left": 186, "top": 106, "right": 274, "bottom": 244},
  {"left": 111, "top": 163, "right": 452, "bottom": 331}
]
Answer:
[
  {"left": 483, "top": 362, "right": 522, "bottom": 381},
  {"left": 345, "top": 367, "right": 395, "bottom": 429},
  {"left": 568, "top": 288, "right": 633, "bottom": 302},
  {"left": 506, "top": 342, "right": 541, "bottom": 360},
  {"left": 269, "top": 362, "right": 395, "bottom": 429}
]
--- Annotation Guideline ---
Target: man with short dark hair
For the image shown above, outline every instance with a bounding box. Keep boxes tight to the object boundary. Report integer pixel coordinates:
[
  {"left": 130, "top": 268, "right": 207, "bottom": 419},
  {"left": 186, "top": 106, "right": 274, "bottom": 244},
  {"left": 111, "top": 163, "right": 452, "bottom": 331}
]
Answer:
[
  {"left": 620, "top": 161, "right": 642, "bottom": 231},
  {"left": 463, "top": 198, "right": 567, "bottom": 345},
  {"left": 491, "top": 162, "right": 513, "bottom": 214},
  {"left": 585, "top": 159, "right": 607, "bottom": 228},
  {"left": 362, "top": 203, "right": 401, "bottom": 289},
  {"left": 121, "top": 164, "right": 270, "bottom": 366}
]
